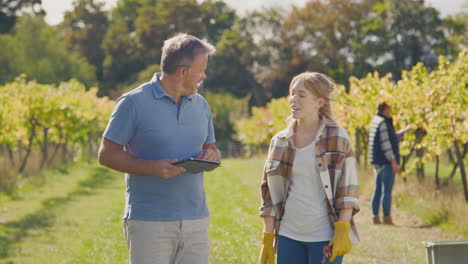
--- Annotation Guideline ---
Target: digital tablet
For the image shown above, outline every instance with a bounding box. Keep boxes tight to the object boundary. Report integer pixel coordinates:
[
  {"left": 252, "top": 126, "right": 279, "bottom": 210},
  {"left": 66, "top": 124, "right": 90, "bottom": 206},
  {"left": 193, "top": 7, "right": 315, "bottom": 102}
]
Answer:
[{"left": 172, "top": 158, "right": 221, "bottom": 173}]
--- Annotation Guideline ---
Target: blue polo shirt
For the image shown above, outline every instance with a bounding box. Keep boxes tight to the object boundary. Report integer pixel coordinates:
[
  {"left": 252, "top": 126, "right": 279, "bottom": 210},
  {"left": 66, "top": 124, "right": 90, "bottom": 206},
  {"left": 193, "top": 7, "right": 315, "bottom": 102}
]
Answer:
[{"left": 103, "top": 73, "right": 215, "bottom": 221}]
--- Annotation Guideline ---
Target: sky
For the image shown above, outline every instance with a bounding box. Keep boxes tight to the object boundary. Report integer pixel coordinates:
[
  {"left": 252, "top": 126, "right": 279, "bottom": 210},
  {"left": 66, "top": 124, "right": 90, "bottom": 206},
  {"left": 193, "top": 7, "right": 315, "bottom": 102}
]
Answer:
[{"left": 42, "top": 0, "right": 468, "bottom": 25}]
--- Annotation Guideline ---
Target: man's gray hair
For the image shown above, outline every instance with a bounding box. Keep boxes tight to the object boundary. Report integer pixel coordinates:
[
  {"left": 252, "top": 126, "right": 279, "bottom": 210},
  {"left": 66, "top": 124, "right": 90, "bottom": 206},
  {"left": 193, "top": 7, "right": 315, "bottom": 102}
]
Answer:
[{"left": 161, "top": 33, "right": 216, "bottom": 74}]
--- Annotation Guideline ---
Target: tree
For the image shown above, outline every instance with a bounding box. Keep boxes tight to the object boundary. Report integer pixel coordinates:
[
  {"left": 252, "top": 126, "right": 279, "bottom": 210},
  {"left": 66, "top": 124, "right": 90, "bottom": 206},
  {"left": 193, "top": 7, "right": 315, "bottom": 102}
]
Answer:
[
  {"left": 0, "top": 32, "right": 18, "bottom": 84},
  {"left": 443, "top": 12, "right": 468, "bottom": 57},
  {"left": 279, "top": 0, "right": 375, "bottom": 88},
  {"left": 102, "top": 0, "right": 155, "bottom": 94},
  {"left": 383, "top": 0, "right": 448, "bottom": 79},
  {"left": 110, "top": 0, "right": 158, "bottom": 33},
  {"left": 255, "top": 0, "right": 450, "bottom": 99},
  {"left": 203, "top": 91, "right": 249, "bottom": 151},
  {"left": 237, "top": 7, "right": 289, "bottom": 102},
  {"left": 0, "top": 15, "right": 96, "bottom": 87},
  {"left": 200, "top": 0, "right": 236, "bottom": 44},
  {"left": 0, "top": 0, "right": 43, "bottom": 33},
  {"left": 205, "top": 7, "right": 290, "bottom": 105},
  {"left": 61, "top": 0, "right": 109, "bottom": 81},
  {"left": 102, "top": 0, "right": 236, "bottom": 96},
  {"left": 134, "top": 0, "right": 205, "bottom": 65},
  {"left": 101, "top": 22, "right": 142, "bottom": 95},
  {"left": 205, "top": 27, "right": 263, "bottom": 104}
]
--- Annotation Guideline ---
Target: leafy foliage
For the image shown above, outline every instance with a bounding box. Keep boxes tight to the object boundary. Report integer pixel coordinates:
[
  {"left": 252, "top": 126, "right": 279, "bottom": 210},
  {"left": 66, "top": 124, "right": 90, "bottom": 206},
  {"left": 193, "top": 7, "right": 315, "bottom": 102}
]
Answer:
[
  {"left": 203, "top": 91, "right": 249, "bottom": 144},
  {"left": 236, "top": 50, "right": 468, "bottom": 181},
  {"left": 61, "top": 0, "right": 110, "bottom": 81},
  {"left": 101, "top": 0, "right": 236, "bottom": 94},
  {"left": 0, "top": 0, "right": 43, "bottom": 33},
  {"left": 0, "top": 77, "right": 114, "bottom": 172},
  {"left": 0, "top": 15, "right": 96, "bottom": 87},
  {"left": 235, "top": 97, "right": 289, "bottom": 146}
]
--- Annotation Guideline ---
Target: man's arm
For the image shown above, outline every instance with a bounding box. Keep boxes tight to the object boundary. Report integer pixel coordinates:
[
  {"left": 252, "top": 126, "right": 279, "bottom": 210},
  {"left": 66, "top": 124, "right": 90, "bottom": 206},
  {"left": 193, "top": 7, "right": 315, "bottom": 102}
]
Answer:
[
  {"left": 396, "top": 124, "right": 411, "bottom": 141},
  {"left": 98, "top": 137, "right": 185, "bottom": 179}
]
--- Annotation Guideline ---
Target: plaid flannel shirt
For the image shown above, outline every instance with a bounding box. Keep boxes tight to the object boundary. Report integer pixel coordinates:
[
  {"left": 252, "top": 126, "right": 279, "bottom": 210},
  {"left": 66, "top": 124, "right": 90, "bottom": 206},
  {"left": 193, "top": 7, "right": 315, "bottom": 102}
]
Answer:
[{"left": 260, "top": 119, "right": 360, "bottom": 243}]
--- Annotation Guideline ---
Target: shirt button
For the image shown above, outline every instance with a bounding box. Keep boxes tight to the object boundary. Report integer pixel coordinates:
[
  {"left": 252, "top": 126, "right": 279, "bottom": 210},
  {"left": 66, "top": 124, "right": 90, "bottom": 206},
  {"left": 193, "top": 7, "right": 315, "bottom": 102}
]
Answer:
[{"left": 325, "top": 185, "right": 328, "bottom": 188}]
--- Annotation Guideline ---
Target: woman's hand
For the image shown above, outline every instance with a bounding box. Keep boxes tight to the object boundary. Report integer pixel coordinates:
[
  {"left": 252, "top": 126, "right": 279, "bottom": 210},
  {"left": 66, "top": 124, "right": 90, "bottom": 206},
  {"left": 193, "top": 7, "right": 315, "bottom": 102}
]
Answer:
[
  {"left": 329, "top": 221, "right": 351, "bottom": 261},
  {"left": 259, "top": 232, "right": 275, "bottom": 264}
]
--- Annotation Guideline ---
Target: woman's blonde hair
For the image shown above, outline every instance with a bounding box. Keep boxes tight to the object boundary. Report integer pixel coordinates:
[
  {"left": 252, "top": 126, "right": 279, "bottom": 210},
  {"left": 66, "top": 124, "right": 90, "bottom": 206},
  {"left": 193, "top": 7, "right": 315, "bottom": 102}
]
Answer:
[{"left": 288, "top": 72, "right": 336, "bottom": 124}]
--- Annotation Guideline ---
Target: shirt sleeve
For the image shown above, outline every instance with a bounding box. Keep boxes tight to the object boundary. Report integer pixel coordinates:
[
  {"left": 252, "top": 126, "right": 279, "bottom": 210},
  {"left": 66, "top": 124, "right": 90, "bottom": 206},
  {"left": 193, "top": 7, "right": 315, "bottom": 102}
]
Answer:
[
  {"left": 102, "top": 96, "right": 137, "bottom": 146},
  {"left": 396, "top": 128, "right": 407, "bottom": 141},
  {"left": 259, "top": 138, "right": 276, "bottom": 217},
  {"left": 335, "top": 131, "right": 360, "bottom": 214},
  {"left": 336, "top": 155, "right": 360, "bottom": 214},
  {"left": 378, "top": 122, "right": 396, "bottom": 161},
  {"left": 204, "top": 103, "right": 215, "bottom": 144}
]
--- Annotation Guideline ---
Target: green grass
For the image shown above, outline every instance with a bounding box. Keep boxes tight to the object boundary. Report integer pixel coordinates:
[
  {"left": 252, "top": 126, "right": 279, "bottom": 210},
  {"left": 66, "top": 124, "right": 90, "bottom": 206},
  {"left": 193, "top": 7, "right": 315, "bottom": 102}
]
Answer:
[
  {"left": 423, "top": 159, "right": 467, "bottom": 189},
  {"left": 0, "top": 158, "right": 265, "bottom": 264},
  {"left": 0, "top": 162, "right": 127, "bottom": 264},
  {"left": 207, "top": 158, "right": 263, "bottom": 264},
  {"left": 0, "top": 157, "right": 466, "bottom": 264}
]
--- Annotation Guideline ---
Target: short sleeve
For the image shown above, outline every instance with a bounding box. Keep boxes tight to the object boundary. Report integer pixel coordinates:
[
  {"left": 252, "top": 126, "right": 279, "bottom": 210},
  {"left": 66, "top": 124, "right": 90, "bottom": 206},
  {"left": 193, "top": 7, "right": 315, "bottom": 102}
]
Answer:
[
  {"left": 102, "top": 96, "right": 137, "bottom": 145},
  {"left": 204, "top": 103, "right": 215, "bottom": 144}
]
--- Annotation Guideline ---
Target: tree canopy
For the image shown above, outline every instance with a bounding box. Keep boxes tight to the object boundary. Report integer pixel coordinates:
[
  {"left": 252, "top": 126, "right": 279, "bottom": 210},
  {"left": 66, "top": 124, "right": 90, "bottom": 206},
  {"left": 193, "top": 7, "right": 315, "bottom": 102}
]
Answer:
[
  {"left": 0, "top": 0, "right": 43, "bottom": 33},
  {"left": 0, "top": 0, "right": 466, "bottom": 105}
]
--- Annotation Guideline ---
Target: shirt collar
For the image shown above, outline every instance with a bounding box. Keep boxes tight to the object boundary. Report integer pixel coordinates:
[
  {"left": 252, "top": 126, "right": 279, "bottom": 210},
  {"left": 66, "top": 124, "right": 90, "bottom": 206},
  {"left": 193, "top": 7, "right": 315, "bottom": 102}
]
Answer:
[
  {"left": 277, "top": 118, "right": 338, "bottom": 139},
  {"left": 151, "top": 73, "right": 193, "bottom": 101},
  {"left": 377, "top": 112, "right": 392, "bottom": 121}
]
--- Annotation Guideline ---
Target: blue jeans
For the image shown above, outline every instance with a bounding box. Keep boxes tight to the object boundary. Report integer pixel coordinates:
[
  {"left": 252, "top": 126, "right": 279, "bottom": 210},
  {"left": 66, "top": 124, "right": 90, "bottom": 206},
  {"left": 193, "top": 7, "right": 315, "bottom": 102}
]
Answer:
[
  {"left": 277, "top": 235, "right": 343, "bottom": 264},
  {"left": 371, "top": 164, "right": 395, "bottom": 216}
]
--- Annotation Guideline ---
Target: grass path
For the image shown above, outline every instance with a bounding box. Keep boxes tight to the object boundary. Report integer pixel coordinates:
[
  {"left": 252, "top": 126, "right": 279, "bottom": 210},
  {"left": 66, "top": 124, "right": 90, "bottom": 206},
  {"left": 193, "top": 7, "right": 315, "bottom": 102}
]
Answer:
[
  {"left": 0, "top": 162, "right": 127, "bottom": 264},
  {"left": 0, "top": 158, "right": 464, "bottom": 263}
]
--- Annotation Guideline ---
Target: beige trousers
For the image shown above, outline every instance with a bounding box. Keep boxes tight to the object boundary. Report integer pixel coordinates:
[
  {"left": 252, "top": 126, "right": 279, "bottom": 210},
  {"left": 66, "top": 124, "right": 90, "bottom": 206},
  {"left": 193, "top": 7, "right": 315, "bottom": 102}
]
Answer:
[{"left": 124, "top": 217, "right": 210, "bottom": 264}]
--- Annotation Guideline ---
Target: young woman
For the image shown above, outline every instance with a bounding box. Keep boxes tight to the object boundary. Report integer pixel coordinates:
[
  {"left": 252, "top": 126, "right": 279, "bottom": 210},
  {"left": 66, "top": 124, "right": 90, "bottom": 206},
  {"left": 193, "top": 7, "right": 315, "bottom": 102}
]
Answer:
[{"left": 258, "top": 72, "right": 360, "bottom": 264}]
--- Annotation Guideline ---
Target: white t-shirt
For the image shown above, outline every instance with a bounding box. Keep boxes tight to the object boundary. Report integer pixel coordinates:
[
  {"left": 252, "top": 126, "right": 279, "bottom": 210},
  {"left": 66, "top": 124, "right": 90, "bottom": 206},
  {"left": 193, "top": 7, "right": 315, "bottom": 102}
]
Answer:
[{"left": 278, "top": 141, "right": 333, "bottom": 242}]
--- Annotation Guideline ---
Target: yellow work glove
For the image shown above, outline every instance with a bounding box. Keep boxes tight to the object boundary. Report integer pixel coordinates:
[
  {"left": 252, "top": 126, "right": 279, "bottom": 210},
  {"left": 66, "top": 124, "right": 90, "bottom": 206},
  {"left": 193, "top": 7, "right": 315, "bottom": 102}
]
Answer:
[
  {"left": 259, "top": 232, "right": 275, "bottom": 264},
  {"left": 329, "top": 221, "right": 351, "bottom": 262}
]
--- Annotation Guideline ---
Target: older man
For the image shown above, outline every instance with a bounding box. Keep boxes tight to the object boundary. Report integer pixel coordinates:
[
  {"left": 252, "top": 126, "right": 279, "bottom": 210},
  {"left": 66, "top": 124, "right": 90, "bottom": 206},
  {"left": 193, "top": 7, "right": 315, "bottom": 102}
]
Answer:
[{"left": 98, "top": 33, "right": 220, "bottom": 264}]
